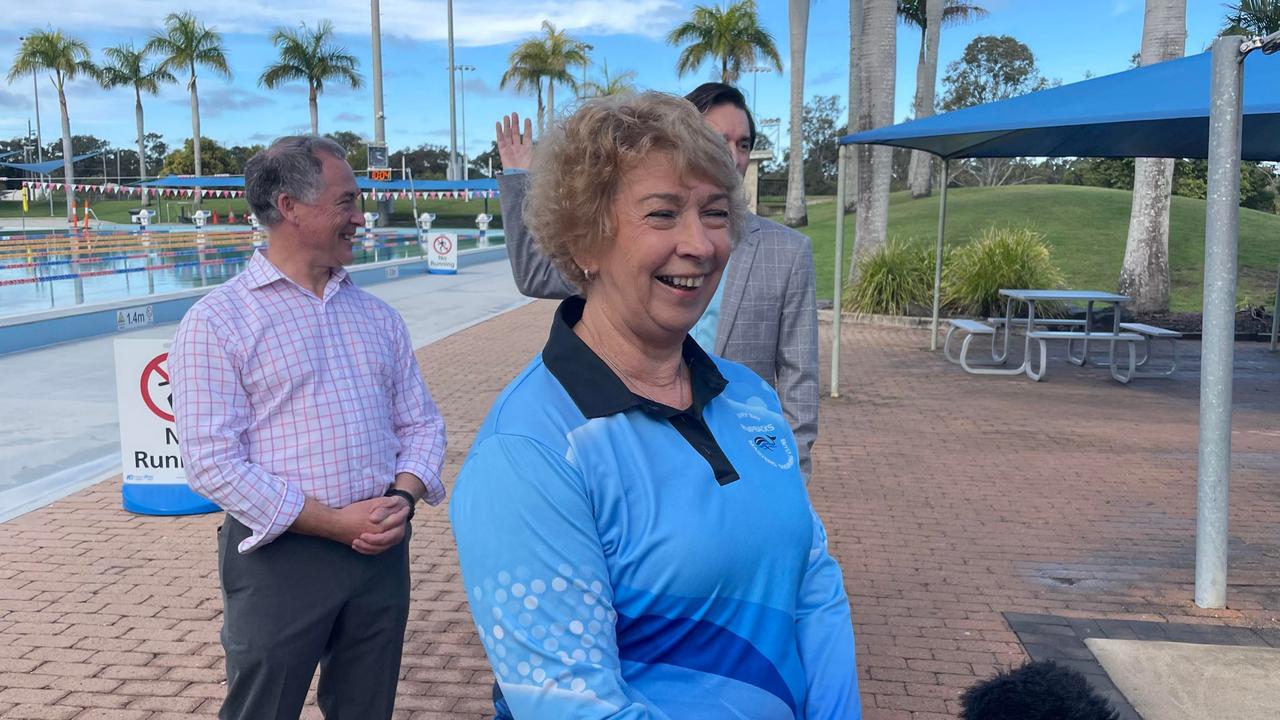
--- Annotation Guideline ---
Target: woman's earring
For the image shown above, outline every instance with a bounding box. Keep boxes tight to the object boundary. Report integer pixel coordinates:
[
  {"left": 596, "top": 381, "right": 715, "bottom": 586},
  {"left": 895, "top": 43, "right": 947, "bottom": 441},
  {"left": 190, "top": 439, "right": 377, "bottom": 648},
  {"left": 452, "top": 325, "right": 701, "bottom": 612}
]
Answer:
[{"left": 583, "top": 268, "right": 593, "bottom": 282}]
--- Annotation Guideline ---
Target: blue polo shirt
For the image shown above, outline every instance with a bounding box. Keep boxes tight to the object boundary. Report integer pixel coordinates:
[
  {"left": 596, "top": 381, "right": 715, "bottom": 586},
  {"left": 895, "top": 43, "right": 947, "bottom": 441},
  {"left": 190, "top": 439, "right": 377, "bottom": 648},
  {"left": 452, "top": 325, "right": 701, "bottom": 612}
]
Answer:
[{"left": 449, "top": 297, "right": 860, "bottom": 719}]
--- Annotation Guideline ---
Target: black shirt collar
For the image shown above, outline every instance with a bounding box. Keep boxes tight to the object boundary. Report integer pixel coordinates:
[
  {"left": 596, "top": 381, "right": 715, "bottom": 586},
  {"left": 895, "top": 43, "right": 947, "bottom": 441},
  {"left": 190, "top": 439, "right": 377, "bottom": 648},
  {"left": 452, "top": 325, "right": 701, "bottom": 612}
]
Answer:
[{"left": 542, "top": 296, "right": 727, "bottom": 420}]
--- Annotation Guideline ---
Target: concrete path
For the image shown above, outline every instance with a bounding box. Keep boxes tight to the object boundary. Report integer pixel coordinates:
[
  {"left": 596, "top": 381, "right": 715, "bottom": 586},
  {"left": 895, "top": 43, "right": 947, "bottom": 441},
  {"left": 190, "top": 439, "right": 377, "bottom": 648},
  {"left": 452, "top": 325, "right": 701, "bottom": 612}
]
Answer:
[
  {"left": 1088, "top": 638, "right": 1280, "bottom": 719},
  {"left": 0, "top": 256, "right": 528, "bottom": 523},
  {"left": 0, "top": 308, "right": 1277, "bottom": 719}
]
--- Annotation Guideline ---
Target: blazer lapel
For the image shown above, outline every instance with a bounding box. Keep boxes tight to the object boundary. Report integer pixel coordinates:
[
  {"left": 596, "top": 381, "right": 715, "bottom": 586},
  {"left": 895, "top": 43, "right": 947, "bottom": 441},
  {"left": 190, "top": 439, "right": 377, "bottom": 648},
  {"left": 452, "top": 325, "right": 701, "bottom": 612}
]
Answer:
[{"left": 715, "top": 214, "right": 763, "bottom": 355}]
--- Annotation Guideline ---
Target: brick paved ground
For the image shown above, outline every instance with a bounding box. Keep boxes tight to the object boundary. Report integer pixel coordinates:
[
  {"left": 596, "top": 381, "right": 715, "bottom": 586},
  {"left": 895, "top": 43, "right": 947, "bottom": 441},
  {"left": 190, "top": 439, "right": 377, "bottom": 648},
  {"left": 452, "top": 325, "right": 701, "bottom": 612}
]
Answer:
[{"left": 0, "top": 301, "right": 1277, "bottom": 719}]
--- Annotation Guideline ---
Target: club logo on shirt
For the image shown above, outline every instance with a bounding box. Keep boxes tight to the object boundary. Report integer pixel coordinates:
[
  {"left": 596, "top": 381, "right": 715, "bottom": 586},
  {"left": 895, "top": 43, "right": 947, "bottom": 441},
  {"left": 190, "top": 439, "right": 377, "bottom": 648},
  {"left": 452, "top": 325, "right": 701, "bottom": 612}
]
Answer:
[{"left": 737, "top": 412, "right": 794, "bottom": 471}]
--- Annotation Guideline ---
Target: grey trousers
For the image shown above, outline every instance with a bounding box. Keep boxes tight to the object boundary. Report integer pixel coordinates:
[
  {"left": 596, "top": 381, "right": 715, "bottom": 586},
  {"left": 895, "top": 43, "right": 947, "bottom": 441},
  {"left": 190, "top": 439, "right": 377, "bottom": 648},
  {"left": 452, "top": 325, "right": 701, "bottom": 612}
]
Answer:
[{"left": 217, "top": 515, "right": 411, "bottom": 720}]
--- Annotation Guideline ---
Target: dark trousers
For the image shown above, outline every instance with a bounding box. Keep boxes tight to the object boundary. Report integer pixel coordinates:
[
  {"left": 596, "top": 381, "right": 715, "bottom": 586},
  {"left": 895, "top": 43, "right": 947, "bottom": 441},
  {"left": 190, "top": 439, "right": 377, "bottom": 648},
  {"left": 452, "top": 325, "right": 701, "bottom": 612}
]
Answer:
[{"left": 217, "top": 515, "right": 411, "bottom": 720}]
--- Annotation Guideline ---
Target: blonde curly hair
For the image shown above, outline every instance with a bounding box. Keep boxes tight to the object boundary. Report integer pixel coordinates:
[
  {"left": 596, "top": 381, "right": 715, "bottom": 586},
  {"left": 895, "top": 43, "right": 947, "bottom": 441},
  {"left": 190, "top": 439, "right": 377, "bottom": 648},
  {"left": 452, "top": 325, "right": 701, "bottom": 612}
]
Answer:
[{"left": 524, "top": 91, "right": 747, "bottom": 292}]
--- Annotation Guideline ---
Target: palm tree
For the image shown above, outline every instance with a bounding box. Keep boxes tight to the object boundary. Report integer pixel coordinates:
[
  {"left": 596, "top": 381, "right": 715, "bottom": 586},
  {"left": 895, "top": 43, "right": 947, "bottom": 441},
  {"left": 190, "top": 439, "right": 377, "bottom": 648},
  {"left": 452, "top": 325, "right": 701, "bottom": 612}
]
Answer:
[
  {"left": 501, "top": 22, "right": 587, "bottom": 135},
  {"left": 852, "top": 0, "right": 897, "bottom": 280},
  {"left": 536, "top": 22, "right": 587, "bottom": 126},
  {"left": 1119, "top": 0, "right": 1186, "bottom": 313},
  {"left": 97, "top": 43, "right": 174, "bottom": 204},
  {"left": 1222, "top": 0, "right": 1280, "bottom": 34},
  {"left": 667, "top": 0, "right": 783, "bottom": 84},
  {"left": 147, "top": 11, "right": 230, "bottom": 192},
  {"left": 8, "top": 31, "right": 97, "bottom": 220},
  {"left": 900, "top": 0, "right": 988, "bottom": 198},
  {"left": 844, "top": 0, "right": 863, "bottom": 213},
  {"left": 501, "top": 39, "right": 551, "bottom": 135},
  {"left": 583, "top": 61, "right": 638, "bottom": 97},
  {"left": 784, "top": 0, "right": 810, "bottom": 227},
  {"left": 260, "top": 20, "right": 362, "bottom": 134}
]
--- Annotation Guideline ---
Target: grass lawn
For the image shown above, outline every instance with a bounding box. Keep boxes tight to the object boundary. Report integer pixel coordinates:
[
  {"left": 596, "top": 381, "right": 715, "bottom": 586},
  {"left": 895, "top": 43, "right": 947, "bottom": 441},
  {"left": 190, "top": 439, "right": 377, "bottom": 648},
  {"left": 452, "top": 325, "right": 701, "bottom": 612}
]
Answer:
[
  {"left": 792, "top": 184, "right": 1280, "bottom": 312},
  {"left": 0, "top": 194, "right": 503, "bottom": 229}
]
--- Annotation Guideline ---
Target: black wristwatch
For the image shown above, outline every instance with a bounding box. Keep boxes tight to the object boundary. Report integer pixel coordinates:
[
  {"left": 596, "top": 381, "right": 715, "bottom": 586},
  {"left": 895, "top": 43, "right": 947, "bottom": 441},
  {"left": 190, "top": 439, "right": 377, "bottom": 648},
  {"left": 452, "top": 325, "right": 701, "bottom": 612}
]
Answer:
[{"left": 384, "top": 488, "right": 417, "bottom": 520}]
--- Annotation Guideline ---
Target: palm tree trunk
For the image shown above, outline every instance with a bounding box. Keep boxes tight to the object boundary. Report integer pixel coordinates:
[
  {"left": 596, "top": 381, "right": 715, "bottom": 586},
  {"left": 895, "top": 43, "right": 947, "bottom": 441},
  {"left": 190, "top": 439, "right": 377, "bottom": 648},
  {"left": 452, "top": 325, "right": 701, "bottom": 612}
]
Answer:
[
  {"left": 908, "top": 2, "right": 942, "bottom": 199},
  {"left": 784, "top": 0, "right": 810, "bottom": 227},
  {"left": 57, "top": 82, "right": 76, "bottom": 221},
  {"left": 536, "top": 82, "right": 545, "bottom": 136},
  {"left": 843, "top": 0, "right": 863, "bottom": 213},
  {"left": 547, "top": 79, "right": 556, "bottom": 127},
  {"left": 1119, "top": 0, "right": 1186, "bottom": 313},
  {"left": 190, "top": 67, "right": 202, "bottom": 209},
  {"left": 309, "top": 84, "right": 319, "bottom": 134},
  {"left": 852, "top": 0, "right": 896, "bottom": 281},
  {"left": 57, "top": 78, "right": 83, "bottom": 303},
  {"left": 722, "top": 58, "right": 730, "bottom": 84},
  {"left": 135, "top": 87, "right": 149, "bottom": 207}
]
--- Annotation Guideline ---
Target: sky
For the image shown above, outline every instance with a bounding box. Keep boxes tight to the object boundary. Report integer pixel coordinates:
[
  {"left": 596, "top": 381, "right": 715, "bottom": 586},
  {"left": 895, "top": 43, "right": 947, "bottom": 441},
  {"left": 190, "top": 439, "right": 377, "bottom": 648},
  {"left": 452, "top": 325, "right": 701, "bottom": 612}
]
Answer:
[{"left": 0, "top": 1, "right": 1239, "bottom": 170}]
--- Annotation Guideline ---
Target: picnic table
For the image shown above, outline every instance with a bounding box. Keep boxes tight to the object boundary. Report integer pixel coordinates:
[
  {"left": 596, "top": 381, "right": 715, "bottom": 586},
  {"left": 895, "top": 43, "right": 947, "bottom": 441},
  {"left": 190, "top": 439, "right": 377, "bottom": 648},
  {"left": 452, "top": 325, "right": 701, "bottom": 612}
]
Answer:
[{"left": 995, "top": 289, "right": 1139, "bottom": 381}]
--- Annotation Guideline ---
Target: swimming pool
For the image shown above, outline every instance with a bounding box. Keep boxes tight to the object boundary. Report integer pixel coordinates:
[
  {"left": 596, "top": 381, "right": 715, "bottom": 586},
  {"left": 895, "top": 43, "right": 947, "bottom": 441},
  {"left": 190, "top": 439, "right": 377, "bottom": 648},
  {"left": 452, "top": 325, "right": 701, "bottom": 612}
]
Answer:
[{"left": 0, "top": 227, "right": 498, "bottom": 319}]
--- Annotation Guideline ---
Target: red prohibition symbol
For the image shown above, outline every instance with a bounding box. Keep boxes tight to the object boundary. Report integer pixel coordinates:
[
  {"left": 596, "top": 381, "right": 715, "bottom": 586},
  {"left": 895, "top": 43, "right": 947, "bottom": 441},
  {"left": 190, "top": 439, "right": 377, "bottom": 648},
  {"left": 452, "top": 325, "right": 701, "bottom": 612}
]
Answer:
[
  {"left": 432, "top": 234, "right": 453, "bottom": 255},
  {"left": 140, "top": 353, "right": 175, "bottom": 423}
]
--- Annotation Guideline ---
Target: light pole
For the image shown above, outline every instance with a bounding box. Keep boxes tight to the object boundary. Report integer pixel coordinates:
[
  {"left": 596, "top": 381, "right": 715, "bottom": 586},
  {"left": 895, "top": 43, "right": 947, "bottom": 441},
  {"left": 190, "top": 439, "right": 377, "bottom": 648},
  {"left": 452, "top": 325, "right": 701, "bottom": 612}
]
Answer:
[
  {"left": 744, "top": 65, "right": 774, "bottom": 120},
  {"left": 446, "top": 0, "right": 458, "bottom": 181},
  {"left": 759, "top": 117, "right": 781, "bottom": 154},
  {"left": 454, "top": 64, "right": 475, "bottom": 180},
  {"left": 370, "top": 0, "right": 391, "bottom": 225}
]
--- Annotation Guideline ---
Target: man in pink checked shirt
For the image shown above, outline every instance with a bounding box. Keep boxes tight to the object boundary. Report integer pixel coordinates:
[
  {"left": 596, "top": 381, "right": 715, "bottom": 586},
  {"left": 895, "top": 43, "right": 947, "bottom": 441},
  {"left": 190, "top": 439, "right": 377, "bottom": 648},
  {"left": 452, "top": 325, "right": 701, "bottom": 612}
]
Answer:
[{"left": 169, "top": 135, "right": 446, "bottom": 720}]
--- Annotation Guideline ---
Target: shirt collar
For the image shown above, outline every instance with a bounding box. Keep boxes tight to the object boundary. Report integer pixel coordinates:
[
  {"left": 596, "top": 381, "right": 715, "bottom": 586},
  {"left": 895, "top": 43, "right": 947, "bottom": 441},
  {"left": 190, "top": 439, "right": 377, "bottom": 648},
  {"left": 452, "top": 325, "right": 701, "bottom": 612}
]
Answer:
[
  {"left": 244, "top": 249, "right": 351, "bottom": 296},
  {"left": 542, "top": 296, "right": 728, "bottom": 420}
]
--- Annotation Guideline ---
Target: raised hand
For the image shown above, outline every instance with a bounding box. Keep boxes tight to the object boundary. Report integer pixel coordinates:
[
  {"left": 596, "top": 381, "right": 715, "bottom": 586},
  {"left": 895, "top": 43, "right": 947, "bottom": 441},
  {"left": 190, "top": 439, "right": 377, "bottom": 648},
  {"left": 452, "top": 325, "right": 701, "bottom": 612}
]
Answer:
[{"left": 495, "top": 112, "right": 534, "bottom": 172}]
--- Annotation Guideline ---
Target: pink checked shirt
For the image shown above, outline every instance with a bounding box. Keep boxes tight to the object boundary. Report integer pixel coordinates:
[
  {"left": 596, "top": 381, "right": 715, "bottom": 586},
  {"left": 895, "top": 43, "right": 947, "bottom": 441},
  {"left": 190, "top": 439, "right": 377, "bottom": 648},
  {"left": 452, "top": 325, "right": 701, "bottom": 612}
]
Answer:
[{"left": 170, "top": 251, "right": 446, "bottom": 554}]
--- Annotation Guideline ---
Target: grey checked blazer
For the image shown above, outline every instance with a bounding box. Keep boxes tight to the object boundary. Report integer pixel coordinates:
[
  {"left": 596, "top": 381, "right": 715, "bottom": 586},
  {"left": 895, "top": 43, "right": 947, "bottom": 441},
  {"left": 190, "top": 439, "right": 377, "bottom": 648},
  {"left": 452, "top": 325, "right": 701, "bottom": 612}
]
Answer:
[{"left": 498, "top": 172, "right": 819, "bottom": 476}]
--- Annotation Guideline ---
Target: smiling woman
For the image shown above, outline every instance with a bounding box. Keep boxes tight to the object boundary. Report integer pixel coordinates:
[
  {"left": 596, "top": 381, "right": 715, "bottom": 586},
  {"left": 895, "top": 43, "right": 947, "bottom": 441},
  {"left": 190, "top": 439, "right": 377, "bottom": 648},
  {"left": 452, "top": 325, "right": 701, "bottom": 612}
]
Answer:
[{"left": 449, "top": 92, "right": 862, "bottom": 720}]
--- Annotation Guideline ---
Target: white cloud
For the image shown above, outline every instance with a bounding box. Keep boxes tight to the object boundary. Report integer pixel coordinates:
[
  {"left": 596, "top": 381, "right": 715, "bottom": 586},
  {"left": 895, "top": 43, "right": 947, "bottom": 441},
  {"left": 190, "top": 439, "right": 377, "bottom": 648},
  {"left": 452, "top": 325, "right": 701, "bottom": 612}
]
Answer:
[
  {"left": 1, "top": 0, "right": 685, "bottom": 47},
  {"left": 1110, "top": 1, "right": 1135, "bottom": 16},
  {"left": 0, "top": 88, "right": 31, "bottom": 111}
]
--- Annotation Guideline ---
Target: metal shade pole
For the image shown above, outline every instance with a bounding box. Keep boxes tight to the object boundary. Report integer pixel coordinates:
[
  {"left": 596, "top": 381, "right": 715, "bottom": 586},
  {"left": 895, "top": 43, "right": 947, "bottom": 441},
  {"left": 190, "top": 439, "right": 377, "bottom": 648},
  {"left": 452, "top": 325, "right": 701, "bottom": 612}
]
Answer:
[
  {"left": 930, "top": 158, "right": 949, "bottom": 351},
  {"left": 831, "top": 144, "right": 847, "bottom": 397},
  {"left": 1196, "top": 35, "right": 1246, "bottom": 610}
]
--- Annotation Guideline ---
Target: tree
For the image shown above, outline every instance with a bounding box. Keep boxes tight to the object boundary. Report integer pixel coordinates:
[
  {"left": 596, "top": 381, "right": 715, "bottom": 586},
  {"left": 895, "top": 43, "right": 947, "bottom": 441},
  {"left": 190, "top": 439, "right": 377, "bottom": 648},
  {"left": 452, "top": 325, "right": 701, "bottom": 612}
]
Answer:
[
  {"left": 471, "top": 141, "right": 502, "bottom": 177},
  {"left": 940, "top": 35, "right": 1051, "bottom": 187},
  {"left": 325, "top": 130, "right": 367, "bottom": 170},
  {"left": 1119, "top": 1, "right": 1186, "bottom": 314},
  {"left": 7, "top": 30, "right": 97, "bottom": 220},
  {"left": 97, "top": 43, "right": 174, "bottom": 204},
  {"left": 500, "top": 22, "right": 586, "bottom": 135},
  {"left": 940, "top": 35, "right": 1047, "bottom": 110},
  {"left": 667, "top": 0, "right": 783, "bottom": 84},
  {"left": 161, "top": 137, "right": 236, "bottom": 175},
  {"left": 853, "top": 0, "right": 898, "bottom": 280},
  {"left": 501, "top": 40, "right": 550, "bottom": 135},
  {"left": 260, "top": 20, "right": 362, "bottom": 134},
  {"left": 900, "top": 0, "right": 988, "bottom": 198},
  {"left": 582, "top": 61, "right": 638, "bottom": 98},
  {"left": 390, "top": 144, "right": 451, "bottom": 180},
  {"left": 767, "top": 95, "right": 846, "bottom": 195},
  {"left": 144, "top": 133, "right": 168, "bottom": 176},
  {"left": 843, "top": 0, "right": 863, "bottom": 212},
  {"left": 147, "top": 11, "right": 231, "bottom": 195},
  {"left": 784, "top": 0, "right": 811, "bottom": 227},
  {"left": 1222, "top": 0, "right": 1280, "bottom": 35},
  {"left": 536, "top": 22, "right": 587, "bottom": 125}
]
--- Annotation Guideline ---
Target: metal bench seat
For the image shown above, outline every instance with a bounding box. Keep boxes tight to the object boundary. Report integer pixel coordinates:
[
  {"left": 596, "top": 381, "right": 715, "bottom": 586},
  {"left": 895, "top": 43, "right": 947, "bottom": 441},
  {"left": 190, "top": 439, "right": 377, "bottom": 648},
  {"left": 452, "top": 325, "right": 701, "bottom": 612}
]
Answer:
[
  {"left": 1025, "top": 330, "right": 1144, "bottom": 382},
  {"left": 1119, "top": 322, "right": 1182, "bottom": 377},
  {"left": 944, "top": 320, "right": 1027, "bottom": 376}
]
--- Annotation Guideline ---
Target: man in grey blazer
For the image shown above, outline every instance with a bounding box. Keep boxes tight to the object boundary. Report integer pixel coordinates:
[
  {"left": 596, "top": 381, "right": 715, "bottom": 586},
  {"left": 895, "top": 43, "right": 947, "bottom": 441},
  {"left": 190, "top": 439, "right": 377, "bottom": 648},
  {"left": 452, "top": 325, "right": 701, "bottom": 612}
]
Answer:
[{"left": 495, "top": 83, "right": 819, "bottom": 476}]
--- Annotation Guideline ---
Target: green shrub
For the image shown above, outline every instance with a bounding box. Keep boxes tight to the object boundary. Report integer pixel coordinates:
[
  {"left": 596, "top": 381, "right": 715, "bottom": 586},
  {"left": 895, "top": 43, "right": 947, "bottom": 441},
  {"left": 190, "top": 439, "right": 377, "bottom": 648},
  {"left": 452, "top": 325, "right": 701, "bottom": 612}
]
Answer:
[
  {"left": 843, "top": 237, "right": 937, "bottom": 316},
  {"left": 944, "top": 226, "right": 1065, "bottom": 317}
]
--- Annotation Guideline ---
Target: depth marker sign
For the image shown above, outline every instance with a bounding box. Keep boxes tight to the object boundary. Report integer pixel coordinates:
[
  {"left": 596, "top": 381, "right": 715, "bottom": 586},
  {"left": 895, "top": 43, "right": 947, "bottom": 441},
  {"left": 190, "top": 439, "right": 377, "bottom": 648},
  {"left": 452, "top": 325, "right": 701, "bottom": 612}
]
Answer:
[{"left": 114, "top": 338, "right": 218, "bottom": 516}]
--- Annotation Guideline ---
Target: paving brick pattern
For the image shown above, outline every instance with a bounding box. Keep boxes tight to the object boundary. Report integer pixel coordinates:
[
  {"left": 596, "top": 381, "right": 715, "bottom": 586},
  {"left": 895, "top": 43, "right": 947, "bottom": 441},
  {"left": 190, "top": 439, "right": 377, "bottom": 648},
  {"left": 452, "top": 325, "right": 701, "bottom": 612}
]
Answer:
[{"left": 0, "top": 302, "right": 1277, "bottom": 719}]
